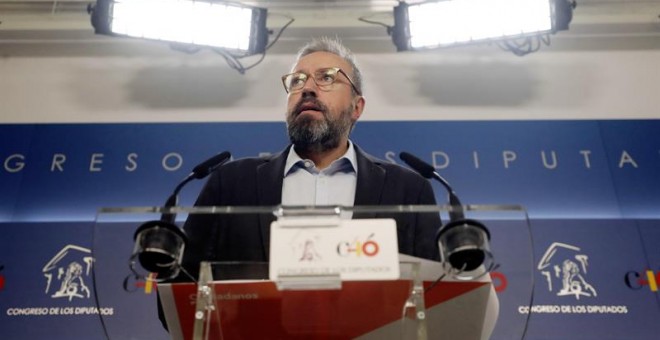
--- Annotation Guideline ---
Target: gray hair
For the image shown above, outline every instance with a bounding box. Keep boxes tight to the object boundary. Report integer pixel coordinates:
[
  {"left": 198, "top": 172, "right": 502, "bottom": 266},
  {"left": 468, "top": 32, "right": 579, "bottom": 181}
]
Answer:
[{"left": 294, "top": 37, "right": 363, "bottom": 96}]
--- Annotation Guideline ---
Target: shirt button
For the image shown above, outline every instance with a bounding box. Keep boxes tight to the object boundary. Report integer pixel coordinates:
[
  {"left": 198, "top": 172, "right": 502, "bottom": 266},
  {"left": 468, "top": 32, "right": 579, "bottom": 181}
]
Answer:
[{"left": 304, "top": 161, "right": 313, "bottom": 168}]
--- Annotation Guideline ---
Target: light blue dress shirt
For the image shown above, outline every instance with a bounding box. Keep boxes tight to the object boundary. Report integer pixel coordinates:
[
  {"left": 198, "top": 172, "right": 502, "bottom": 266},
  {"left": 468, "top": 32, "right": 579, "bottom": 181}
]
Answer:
[{"left": 281, "top": 141, "right": 358, "bottom": 217}]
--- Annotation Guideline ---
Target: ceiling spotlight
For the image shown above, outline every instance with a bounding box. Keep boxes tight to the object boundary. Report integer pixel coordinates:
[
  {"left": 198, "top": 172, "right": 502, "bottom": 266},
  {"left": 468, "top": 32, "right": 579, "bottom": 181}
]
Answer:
[
  {"left": 89, "top": 0, "right": 268, "bottom": 56},
  {"left": 392, "top": 0, "right": 575, "bottom": 54}
]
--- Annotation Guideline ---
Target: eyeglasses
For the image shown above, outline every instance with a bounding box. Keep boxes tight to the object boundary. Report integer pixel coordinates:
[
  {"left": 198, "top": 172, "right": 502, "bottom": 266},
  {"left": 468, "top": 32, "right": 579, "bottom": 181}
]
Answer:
[{"left": 281, "top": 67, "right": 361, "bottom": 95}]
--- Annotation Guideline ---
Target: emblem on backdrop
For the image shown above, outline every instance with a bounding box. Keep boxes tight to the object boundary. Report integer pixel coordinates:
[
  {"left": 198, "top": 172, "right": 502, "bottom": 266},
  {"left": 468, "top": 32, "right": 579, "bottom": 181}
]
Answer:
[
  {"left": 537, "top": 242, "right": 597, "bottom": 300},
  {"left": 42, "top": 245, "right": 94, "bottom": 301}
]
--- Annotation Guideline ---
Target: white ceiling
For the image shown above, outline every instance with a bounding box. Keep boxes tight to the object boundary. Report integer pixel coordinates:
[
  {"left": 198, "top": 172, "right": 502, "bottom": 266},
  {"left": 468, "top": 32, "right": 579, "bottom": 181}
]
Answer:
[{"left": 0, "top": 0, "right": 659, "bottom": 55}]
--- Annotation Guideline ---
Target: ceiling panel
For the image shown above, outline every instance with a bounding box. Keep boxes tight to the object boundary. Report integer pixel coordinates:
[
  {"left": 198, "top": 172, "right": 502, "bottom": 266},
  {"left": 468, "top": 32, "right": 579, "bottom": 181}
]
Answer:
[{"left": 0, "top": 0, "right": 659, "bottom": 55}]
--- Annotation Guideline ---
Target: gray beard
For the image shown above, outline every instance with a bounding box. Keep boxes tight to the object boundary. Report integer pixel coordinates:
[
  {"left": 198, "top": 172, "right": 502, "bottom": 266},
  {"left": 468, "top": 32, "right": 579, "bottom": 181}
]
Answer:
[{"left": 287, "top": 104, "right": 354, "bottom": 154}]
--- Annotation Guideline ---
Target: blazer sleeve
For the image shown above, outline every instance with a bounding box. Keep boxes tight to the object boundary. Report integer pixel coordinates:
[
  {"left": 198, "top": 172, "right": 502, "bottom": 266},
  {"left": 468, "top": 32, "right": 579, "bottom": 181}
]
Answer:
[
  {"left": 180, "top": 170, "right": 224, "bottom": 280},
  {"left": 412, "top": 178, "right": 442, "bottom": 261}
]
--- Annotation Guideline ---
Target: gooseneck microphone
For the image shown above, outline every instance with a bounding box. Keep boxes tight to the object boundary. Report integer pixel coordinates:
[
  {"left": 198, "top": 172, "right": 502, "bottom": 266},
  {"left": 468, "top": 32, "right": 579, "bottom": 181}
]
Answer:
[
  {"left": 161, "top": 151, "right": 232, "bottom": 223},
  {"left": 399, "top": 152, "right": 491, "bottom": 273},
  {"left": 131, "top": 151, "right": 231, "bottom": 280},
  {"left": 400, "top": 152, "right": 464, "bottom": 221}
]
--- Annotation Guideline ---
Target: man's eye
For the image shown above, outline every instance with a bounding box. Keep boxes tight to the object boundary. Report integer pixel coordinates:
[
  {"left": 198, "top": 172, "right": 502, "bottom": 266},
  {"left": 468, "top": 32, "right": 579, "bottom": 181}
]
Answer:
[
  {"left": 320, "top": 73, "right": 335, "bottom": 83},
  {"left": 290, "top": 76, "right": 305, "bottom": 86}
]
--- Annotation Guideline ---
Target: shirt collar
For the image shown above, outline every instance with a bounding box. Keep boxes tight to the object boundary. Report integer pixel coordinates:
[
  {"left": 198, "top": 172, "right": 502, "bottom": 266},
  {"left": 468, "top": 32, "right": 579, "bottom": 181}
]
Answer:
[{"left": 284, "top": 140, "right": 358, "bottom": 176}]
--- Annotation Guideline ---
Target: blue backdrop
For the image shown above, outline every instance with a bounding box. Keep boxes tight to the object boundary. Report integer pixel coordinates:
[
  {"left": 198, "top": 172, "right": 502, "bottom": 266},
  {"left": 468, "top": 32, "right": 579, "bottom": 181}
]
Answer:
[{"left": 1, "top": 120, "right": 659, "bottom": 339}]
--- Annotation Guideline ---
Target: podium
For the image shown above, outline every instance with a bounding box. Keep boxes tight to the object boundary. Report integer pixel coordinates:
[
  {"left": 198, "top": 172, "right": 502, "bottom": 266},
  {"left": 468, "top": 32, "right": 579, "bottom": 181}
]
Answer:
[{"left": 91, "top": 205, "right": 533, "bottom": 340}]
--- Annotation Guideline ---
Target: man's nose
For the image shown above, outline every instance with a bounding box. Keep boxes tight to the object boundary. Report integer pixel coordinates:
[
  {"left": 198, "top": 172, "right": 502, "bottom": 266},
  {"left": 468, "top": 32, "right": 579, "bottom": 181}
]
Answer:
[{"left": 300, "top": 77, "right": 318, "bottom": 98}]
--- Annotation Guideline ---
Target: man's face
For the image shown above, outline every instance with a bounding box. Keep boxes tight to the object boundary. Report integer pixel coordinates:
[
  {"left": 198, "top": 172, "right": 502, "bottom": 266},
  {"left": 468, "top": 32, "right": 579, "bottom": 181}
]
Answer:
[{"left": 285, "top": 51, "right": 364, "bottom": 152}]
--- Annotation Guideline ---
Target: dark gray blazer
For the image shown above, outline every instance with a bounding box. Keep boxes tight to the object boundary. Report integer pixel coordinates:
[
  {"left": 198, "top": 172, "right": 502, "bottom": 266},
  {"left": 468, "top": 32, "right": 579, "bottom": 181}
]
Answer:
[{"left": 179, "top": 144, "right": 441, "bottom": 279}]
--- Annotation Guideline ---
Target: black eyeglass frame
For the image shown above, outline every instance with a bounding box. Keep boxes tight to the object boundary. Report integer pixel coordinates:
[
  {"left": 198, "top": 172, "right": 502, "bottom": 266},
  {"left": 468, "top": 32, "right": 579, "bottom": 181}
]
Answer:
[{"left": 281, "top": 67, "right": 362, "bottom": 96}]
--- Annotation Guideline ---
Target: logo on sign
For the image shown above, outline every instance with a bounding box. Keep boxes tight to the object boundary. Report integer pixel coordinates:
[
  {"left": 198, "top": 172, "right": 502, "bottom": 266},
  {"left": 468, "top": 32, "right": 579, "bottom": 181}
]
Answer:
[
  {"left": 297, "top": 239, "right": 322, "bottom": 262},
  {"left": 0, "top": 264, "right": 5, "bottom": 291},
  {"left": 490, "top": 271, "right": 508, "bottom": 293},
  {"left": 337, "top": 234, "right": 380, "bottom": 257},
  {"left": 288, "top": 232, "right": 323, "bottom": 262},
  {"left": 537, "top": 242, "right": 597, "bottom": 300},
  {"left": 625, "top": 269, "right": 659, "bottom": 292},
  {"left": 123, "top": 272, "right": 158, "bottom": 294},
  {"left": 42, "top": 245, "right": 94, "bottom": 301}
]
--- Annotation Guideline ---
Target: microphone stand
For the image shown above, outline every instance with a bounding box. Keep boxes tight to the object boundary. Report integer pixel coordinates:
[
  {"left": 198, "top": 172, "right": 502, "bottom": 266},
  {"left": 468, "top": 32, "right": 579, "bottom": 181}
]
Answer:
[
  {"left": 400, "top": 152, "right": 493, "bottom": 278},
  {"left": 130, "top": 152, "right": 231, "bottom": 281}
]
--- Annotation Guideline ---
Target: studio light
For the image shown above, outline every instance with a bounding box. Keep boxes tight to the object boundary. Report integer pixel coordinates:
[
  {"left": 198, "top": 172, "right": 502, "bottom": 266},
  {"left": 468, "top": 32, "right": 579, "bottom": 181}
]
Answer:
[
  {"left": 89, "top": 0, "right": 268, "bottom": 56},
  {"left": 392, "top": 0, "right": 575, "bottom": 54}
]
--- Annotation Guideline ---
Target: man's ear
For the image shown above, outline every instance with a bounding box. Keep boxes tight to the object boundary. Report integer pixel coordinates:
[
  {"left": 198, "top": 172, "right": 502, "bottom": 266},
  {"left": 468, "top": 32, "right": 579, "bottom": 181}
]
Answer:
[{"left": 352, "top": 96, "right": 366, "bottom": 121}]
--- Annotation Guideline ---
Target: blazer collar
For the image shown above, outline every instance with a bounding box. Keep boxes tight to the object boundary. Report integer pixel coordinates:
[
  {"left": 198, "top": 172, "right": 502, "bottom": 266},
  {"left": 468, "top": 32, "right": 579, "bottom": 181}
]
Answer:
[
  {"left": 256, "top": 147, "right": 288, "bottom": 206},
  {"left": 256, "top": 146, "right": 289, "bottom": 260},
  {"left": 353, "top": 145, "right": 386, "bottom": 218}
]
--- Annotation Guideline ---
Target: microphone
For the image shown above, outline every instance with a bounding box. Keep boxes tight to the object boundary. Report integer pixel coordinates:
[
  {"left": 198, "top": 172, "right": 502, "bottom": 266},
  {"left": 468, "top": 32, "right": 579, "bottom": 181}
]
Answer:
[
  {"left": 131, "top": 151, "right": 231, "bottom": 280},
  {"left": 161, "top": 151, "right": 232, "bottom": 223},
  {"left": 399, "top": 152, "right": 491, "bottom": 273},
  {"left": 400, "top": 152, "right": 464, "bottom": 221}
]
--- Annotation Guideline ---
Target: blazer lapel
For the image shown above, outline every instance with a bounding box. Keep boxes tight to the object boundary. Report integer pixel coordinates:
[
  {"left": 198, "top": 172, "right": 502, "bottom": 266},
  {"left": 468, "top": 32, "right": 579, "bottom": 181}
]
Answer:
[
  {"left": 256, "top": 147, "right": 289, "bottom": 260},
  {"left": 353, "top": 145, "right": 386, "bottom": 219}
]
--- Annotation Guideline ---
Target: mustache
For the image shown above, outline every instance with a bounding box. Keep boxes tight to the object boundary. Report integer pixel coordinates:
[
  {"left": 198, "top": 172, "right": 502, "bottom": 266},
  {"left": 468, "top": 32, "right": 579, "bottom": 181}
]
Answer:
[{"left": 292, "top": 98, "right": 328, "bottom": 117}]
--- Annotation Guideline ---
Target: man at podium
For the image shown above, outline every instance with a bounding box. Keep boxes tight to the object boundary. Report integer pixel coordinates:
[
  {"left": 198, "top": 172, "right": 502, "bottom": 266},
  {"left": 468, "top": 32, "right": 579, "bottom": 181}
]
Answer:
[
  {"left": 179, "top": 37, "right": 441, "bottom": 280},
  {"left": 158, "top": 37, "right": 499, "bottom": 340}
]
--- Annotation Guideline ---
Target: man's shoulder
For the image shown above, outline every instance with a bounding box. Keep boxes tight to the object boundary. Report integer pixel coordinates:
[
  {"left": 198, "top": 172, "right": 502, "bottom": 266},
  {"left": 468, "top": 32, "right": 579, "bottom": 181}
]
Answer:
[
  {"left": 357, "top": 147, "right": 426, "bottom": 182},
  {"left": 218, "top": 150, "right": 286, "bottom": 173},
  {"left": 225, "top": 155, "right": 271, "bottom": 167},
  {"left": 376, "top": 159, "right": 427, "bottom": 183}
]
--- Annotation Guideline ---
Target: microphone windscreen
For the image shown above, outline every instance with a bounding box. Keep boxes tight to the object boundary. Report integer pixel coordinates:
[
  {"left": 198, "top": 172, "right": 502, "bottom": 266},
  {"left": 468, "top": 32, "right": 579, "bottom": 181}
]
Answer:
[
  {"left": 399, "top": 152, "right": 435, "bottom": 179},
  {"left": 191, "top": 151, "right": 231, "bottom": 179}
]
